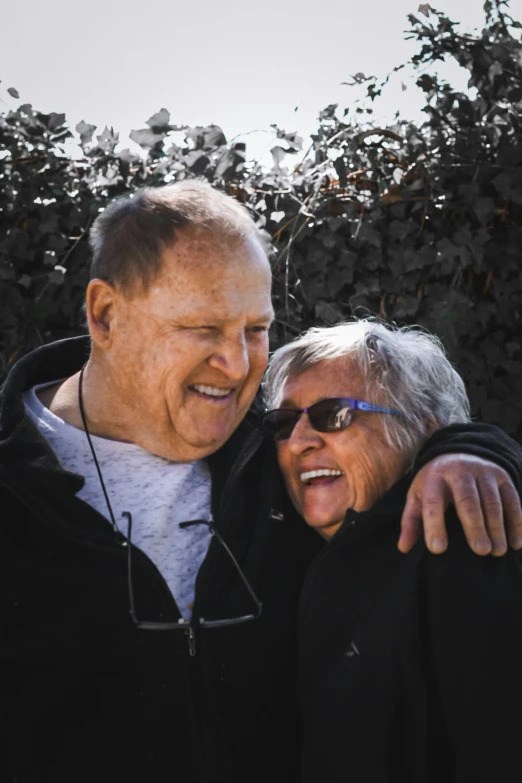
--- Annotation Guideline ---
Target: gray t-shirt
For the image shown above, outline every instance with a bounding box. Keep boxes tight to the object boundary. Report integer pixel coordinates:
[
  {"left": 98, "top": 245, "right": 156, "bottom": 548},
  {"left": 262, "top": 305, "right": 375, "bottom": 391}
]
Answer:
[{"left": 23, "top": 383, "right": 212, "bottom": 619}]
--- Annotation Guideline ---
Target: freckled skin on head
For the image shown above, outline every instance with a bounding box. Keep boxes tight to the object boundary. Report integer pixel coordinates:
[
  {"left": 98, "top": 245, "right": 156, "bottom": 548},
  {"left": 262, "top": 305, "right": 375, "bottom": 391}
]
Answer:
[
  {"left": 276, "top": 357, "right": 410, "bottom": 539},
  {"left": 82, "top": 228, "right": 274, "bottom": 462}
]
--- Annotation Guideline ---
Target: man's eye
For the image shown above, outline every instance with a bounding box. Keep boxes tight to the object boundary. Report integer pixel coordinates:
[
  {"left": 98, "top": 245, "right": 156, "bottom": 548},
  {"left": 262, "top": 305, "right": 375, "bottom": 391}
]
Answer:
[{"left": 249, "top": 326, "right": 269, "bottom": 334}]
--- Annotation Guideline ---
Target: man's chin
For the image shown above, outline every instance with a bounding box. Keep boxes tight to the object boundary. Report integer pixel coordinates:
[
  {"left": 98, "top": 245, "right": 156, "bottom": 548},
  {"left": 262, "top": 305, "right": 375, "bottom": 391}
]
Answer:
[{"left": 182, "top": 422, "right": 239, "bottom": 452}]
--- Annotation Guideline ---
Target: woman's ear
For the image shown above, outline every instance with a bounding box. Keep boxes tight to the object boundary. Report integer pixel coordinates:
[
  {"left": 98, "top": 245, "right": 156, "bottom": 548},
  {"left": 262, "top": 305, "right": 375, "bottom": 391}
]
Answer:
[
  {"left": 424, "top": 417, "right": 441, "bottom": 438},
  {"left": 85, "top": 279, "right": 118, "bottom": 349}
]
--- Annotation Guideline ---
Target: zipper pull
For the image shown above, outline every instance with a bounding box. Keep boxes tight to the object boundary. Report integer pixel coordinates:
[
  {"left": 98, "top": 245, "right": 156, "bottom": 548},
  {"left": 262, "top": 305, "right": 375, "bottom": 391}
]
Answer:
[
  {"left": 186, "top": 625, "right": 196, "bottom": 657},
  {"left": 345, "top": 641, "right": 360, "bottom": 658}
]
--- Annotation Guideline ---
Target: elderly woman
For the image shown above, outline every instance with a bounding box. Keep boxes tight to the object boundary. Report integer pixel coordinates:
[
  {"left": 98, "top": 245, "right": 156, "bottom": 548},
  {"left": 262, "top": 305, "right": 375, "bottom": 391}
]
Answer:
[{"left": 263, "top": 320, "right": 522, "bottom": 783}]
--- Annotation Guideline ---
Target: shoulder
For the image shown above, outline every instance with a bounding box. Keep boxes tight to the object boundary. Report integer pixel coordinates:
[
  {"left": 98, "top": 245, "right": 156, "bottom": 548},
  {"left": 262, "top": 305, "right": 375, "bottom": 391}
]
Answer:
[
  {"left": 419, "top": 507, "right": 522, "bottom": 605},
  {"left": 414, "top": 423, "right": 522, "bottom": 492}
]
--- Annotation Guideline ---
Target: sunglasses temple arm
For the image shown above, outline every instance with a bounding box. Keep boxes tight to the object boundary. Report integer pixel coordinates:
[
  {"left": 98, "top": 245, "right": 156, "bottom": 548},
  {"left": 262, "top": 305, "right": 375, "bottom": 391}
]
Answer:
[
  {"left": 210, "top": 526, "right": 263, "bottom": 614},
  {"left": 355, "top": 401, "right": 402, "bottom": 416}
]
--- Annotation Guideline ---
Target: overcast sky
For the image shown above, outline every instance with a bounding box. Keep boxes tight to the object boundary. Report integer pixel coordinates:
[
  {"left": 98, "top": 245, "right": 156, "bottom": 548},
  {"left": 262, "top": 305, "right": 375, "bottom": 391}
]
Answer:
[{"left": 1, "top": 0, "right": 521, "bottom": 161}]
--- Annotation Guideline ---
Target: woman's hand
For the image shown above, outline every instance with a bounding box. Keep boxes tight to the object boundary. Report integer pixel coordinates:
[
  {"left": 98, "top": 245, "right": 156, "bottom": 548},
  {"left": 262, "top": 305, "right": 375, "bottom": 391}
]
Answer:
[{"left": 399, "top": 454, "right": 522, "bottom": 555}]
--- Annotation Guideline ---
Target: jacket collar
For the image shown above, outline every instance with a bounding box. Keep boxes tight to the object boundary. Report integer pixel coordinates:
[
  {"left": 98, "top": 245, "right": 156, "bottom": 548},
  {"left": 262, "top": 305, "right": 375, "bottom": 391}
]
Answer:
[
  {"left": 330, "top": 474, "right": 413, "bottom": 549},
  {"left": 0, "top": 335, "right": 91, "bottom": 434},
  {"left": 0, "top": 336, "right": 92, "bottom": 494}
]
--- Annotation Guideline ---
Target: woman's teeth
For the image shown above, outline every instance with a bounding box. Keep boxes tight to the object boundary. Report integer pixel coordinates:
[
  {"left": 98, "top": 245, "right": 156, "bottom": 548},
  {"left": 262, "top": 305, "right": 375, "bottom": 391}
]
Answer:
[
  {"left": 192, "top": 384, "right": 231, "bottom": 398},
  {"left": 300, "top": 469, "right": 343, "bottom": 484}
]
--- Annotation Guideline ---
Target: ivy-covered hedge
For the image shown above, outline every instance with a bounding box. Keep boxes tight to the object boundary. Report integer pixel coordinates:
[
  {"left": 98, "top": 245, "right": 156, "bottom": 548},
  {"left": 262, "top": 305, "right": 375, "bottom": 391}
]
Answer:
[{"left": 1, "top": 1, "right": 521, "bottom": 440}]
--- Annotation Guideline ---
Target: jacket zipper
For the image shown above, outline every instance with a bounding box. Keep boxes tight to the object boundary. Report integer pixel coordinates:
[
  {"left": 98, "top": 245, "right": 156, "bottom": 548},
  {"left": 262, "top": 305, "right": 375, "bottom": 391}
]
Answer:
[
  {"left": 0, "top": 466, "right": 216, "bottom": 778},
  {"left": 186, "top": 625, "right": 197, "bottom": 657},
  {"left": 189, "top": 428, "right": 263, "bottom": 628},
  {"left": 215, "top": 428, "right": 263, "bottom": 523},
  {"left": 1, "top": 427, "right": 274, "bottom": 662}
]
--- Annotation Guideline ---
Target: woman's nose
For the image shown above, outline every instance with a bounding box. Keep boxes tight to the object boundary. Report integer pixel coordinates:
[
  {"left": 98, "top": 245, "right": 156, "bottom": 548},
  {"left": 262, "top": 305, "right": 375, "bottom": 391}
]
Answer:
[{"left": 287, "top": 413, "right": 323, "bottom": 454}]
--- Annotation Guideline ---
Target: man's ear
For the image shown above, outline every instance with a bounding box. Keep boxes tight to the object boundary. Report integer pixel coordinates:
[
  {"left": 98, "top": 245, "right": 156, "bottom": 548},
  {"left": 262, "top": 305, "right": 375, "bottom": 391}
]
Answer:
[{"left": 85, "top": 279, "right": 119, "bottom": 348}]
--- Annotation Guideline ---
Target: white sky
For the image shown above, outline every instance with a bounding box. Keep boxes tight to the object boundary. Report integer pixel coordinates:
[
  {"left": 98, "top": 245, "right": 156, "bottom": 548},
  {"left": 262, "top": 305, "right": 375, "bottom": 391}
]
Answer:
[{"left": 1, "top": 0, "right": 521, "bottom": 162}]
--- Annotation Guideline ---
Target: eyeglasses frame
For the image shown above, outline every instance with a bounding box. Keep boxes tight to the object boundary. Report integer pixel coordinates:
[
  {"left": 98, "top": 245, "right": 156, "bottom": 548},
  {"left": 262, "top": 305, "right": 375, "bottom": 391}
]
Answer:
[
  {"left": 262, "top": 396, "right": 403, "bottom": 441},
  {"left": 122, "top": 513, "right": 263, "bottom": 634}
]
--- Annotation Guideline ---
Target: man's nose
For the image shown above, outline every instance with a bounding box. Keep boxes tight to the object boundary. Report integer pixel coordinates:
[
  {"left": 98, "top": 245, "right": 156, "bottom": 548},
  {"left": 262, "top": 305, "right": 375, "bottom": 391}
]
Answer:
[
  {"left": 208, "top": 333, "right": 249, "bottom": 381},
  {"left": 287, "top": 413, "right": 323, "bottom": 454}
]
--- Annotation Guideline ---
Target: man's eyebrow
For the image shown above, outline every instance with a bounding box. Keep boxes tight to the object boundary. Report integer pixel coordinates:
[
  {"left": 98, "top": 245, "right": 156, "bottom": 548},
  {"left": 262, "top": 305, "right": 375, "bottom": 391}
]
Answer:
[
  {"left": 260, "top": 311, "right": 275, "bottom": 323},
  {"left": 165, "top": 312, "right": 275, "bottom": 327},
  {"left": 248, "top": 310, "right": 274, "bottom": 324}
]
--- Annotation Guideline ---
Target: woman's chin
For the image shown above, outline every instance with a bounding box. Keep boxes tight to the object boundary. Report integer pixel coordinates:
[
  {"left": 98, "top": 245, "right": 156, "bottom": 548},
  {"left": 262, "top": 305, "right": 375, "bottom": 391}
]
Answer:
[{"left": 304, "top": 514, "right": 344, "bottom": 540}]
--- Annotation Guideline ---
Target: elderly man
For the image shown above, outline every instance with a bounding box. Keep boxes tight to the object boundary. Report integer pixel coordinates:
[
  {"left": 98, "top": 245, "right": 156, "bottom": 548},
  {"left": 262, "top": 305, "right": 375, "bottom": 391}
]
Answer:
[{"left": 0, "top": 182, "right": 521, "bottom": 783}]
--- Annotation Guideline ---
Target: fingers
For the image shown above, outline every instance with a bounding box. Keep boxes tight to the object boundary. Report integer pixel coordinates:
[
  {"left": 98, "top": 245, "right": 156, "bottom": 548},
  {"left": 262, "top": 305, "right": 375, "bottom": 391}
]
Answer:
[
  {"left": 472, "top": 467, "right": 522, "bottom": 555},
  {"left": 438, "top": 472, "right": 492, "bottom": 555},
  {"left": 399, "top": 472, "right": 449, "bottom": 555},
  {"left": 476, "top": 477, "right": 506, "bottom": 556},
  {"left": 499, "top": 480, "right": 522, "bottom": 551},
  {"left": 398, "top": 492, "right": 423, "bottom": 553},
  {"left": 417, "top": 472, "right": 452, "bottom": 554},
  {"left": 399, "top": 456, "right": 522, "bottom": 557}
]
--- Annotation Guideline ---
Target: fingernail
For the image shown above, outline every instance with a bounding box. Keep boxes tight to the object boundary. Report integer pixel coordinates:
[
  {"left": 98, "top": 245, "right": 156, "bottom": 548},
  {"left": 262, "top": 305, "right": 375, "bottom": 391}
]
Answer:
[
  {"left": 492, "top": 541, "right": 507, "bottom": 556},
  {"left": 474, "top": 538, "right": 492, "bottom": 555},
  {"left": 431, "top": 537, "right": 446, "bottom": 554},
  {"left": 512, "top": 537, "right": 522, "bottom": 550}
]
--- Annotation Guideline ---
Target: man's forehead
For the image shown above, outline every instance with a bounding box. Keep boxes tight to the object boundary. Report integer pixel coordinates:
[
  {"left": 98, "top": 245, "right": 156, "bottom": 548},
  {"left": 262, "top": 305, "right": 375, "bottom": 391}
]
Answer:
[
  {"left": 150, "top": 230, "right": 269, "bottom": 284},
  {"left": 147, "top": 262, "right": 272, "bottom": 300},
  {"left": 134, "top": 252, "right": 273, "bottom": 323},
  {"left": 161, "top": 226, "right": 270, "bottom": 270}
]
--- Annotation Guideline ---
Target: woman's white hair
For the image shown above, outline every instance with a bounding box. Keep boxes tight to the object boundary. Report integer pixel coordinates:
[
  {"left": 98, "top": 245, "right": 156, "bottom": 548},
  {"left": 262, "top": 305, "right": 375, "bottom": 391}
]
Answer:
[{"left": 264, "top": 319, "right": 471, "bottom": 460}]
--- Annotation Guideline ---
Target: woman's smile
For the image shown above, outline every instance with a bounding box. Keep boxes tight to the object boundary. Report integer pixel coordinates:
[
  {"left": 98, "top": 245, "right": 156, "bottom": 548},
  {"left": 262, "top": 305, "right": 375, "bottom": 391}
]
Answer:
[{"left": 276, "top": 356, "right": 409, "bottom": 539}]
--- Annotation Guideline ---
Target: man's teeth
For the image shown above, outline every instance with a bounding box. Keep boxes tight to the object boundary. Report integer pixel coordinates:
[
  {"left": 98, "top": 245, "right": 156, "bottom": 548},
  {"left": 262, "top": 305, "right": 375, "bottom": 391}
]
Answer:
[
  {"left": 300, "top": 469, "right": 343, "bottom": 483},
  {"left": 192, "top": 384, "right": 231, "bottom": 397}
]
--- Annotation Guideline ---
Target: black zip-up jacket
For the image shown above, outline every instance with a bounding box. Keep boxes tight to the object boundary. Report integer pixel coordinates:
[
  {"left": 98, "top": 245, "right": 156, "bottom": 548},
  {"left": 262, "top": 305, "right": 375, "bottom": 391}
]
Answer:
[
  {"left": 0, "top": 337, "right": 322, "bottom": 783},
  {"left": 1, "top": 337, "right": 521, "bottom": 782},
  {"left": 298, "top": 471, "right": 522, "bottom": 783}
]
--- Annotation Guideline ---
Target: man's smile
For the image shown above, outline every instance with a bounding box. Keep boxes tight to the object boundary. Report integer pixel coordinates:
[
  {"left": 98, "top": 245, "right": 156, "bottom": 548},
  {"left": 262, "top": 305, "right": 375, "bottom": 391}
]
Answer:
[{"left": 189, "top": 384, "right": 236, "bottom": 402}]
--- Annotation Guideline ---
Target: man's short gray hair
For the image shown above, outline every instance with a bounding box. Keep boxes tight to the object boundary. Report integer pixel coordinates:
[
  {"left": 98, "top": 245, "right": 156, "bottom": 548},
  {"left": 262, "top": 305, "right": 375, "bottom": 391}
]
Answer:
[
  {"left": 264, "top": 320, "right": 471, "bottom": 459},
  {"left": 89, "top": 181, "right": 269, "bottom": 293}
]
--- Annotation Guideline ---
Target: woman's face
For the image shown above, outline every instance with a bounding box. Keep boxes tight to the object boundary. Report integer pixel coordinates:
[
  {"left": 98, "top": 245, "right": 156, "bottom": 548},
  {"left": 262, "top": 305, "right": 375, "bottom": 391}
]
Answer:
[{"left": 275, "top": 356, "right": 410, "bottom": 539}]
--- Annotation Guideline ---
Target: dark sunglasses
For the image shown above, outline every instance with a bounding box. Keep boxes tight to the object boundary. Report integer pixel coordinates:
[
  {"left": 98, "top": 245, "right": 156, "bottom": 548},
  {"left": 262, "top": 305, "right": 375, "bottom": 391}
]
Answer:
[{"left": 262, "top": 397, "right": 403, "bottom": 441}]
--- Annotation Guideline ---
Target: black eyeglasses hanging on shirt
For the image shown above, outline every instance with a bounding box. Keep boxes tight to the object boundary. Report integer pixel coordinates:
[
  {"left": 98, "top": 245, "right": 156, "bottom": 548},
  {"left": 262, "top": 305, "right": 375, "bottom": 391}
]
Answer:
[{"left": 78, "top": 365, "right": 262, "bottom": 655}]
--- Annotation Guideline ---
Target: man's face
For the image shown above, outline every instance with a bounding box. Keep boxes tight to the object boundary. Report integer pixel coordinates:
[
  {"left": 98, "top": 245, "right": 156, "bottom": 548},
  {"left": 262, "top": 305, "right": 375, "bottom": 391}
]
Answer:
[{"left": 100, "top": 230, "right": 273, "bottom": 461}]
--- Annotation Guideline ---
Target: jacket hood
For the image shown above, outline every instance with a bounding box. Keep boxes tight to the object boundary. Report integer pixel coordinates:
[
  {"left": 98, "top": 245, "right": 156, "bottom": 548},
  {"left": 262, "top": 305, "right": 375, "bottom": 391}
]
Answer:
[
  {"left": 0, "top": 336, "right": 92, "bottom": 494},
  {"left": 0, "top": 336, "right": 91, "bottom": 437}
]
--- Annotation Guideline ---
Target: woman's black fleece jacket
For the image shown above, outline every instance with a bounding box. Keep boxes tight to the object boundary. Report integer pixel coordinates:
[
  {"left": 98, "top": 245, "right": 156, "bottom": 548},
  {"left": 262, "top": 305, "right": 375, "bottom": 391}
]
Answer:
[{"left": 298, "top": 472, "right": 522, "bottom": 783}]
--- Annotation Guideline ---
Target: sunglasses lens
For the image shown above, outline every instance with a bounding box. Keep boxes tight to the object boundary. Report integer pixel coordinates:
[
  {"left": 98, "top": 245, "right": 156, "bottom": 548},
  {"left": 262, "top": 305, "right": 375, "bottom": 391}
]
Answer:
[
  {"left": 262, "top": 410, "right": 299, "bottom": 441},
  {"left": 309, "top": 399, "right": 353, "bottom": 432},
  {"left": 263, "top": 399, "right": 353, "bottom": 439}
]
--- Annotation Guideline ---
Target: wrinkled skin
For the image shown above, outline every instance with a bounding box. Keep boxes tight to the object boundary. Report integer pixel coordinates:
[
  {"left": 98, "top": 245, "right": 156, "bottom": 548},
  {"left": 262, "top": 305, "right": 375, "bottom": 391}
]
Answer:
[
  {"left": 39, "top": 228, "right": 522, "bottom": 554},
  {"left": 276, "top": 356, "right": 410, "bottom": 539},
  {"left": 275, "top": 356, "right": 522, "bottom": 553},
  {"left": 42, "top": 229, "right": 274, "bottom": 462}
]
